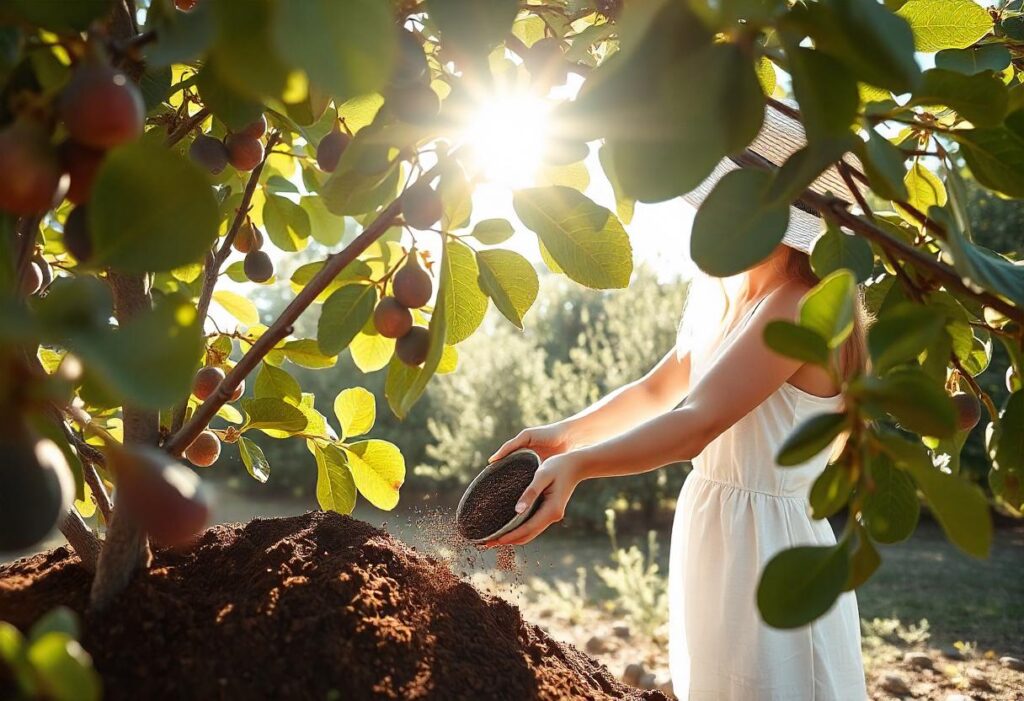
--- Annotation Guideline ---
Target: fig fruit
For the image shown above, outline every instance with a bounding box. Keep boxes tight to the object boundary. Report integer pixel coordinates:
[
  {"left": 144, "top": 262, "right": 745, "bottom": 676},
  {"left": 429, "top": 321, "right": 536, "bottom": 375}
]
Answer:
[
  {"left": 63, "top": 205, "right": 93, "bottom": 263},
  {"left": 401, "top": 184, "right": 442, "bottom": 231},
  {"left": 185, "top": 430, "right": 221, "bottom": 467},
  {"left": 229, "top": 378, "right": 244, "bottom": 402},
  {"left": 244, "top": 249, "right": 274, "bottom": 283},
  {"left": 393, "top": 257, "right": 432, "bottom": 308},
  {"left": 373, "top": 296, "right": 413, "bottom": 339},
  {"left": 60, "top": 61, "right": 144, "bottom": 149},
  {"left": 0, "top": 119, "right": 64, "bottom": 215},
  {"left": 109, "top": 444, "right": 209, "bottom": 547},
  {"left": 239, "top": 115, "right": 267, "bottom": 139},
  {"left": 0, "top": 430, "right": 74, "bottom": 553},
  {"left": 952, "top": 392, "right": 981, "bottom": 432},
  {"left": 175, "top": 0, "right": 198, "bottom": 9},
  {"left": 316, "top": 123, "right": 351, "bottom": 173},
  {"left": 233, "top": 221, "right": 264, "bottom": 253},
  {"left": 189, "top": 134, "right": 229, "bottom": 175},
  {"left": 388, "top": 83, "right": 440, "bottom": 125},
  {"left": 59, "top": 140, "right": 104, "bottom": 205},
  {"left": 192, "top": 366, "right": 226, "bottom": 400},
  {"left": 22, "top": 261, "right": 43, "bottom": 296},
  {"left": 396, "top": 326, "right": 430, "bottom": 367},
  {"left": 225, "top": 133, "right": 264, "bottom": 171}
]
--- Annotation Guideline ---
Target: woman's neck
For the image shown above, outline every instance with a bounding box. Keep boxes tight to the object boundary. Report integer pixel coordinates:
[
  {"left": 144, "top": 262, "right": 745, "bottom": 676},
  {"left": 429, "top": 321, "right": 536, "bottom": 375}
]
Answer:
[{"left": 739, "top": 248, "right": 790, "bottom": 303}]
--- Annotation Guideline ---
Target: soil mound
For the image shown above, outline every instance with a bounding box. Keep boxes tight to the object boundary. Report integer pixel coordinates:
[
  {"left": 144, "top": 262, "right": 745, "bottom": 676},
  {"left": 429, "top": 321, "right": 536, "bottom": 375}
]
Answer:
[{"left": 0, "top": 511, "right": 665, "bottom": 701}]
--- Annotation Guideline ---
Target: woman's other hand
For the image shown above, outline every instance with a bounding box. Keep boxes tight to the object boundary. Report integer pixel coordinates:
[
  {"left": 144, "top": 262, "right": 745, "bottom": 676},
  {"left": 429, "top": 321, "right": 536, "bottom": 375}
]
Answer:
[
  {"left": 489, "top": 423, "right": 576, "bottom": 462},
  {"left": 487, "top": 452, "right": 586, "bottom": 547}
]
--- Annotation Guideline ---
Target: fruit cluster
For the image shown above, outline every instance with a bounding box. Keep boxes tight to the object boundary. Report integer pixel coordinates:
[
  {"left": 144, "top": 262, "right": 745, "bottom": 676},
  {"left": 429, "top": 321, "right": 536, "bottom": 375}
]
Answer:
[
  {"left": 375, "top": 254, "right": 434, "bottom": 367},
  {"left": 183, "top": 365, "right": 244, "bottom": 467},
  {"left": 189, "top": 114, "right": 269, "bottom": 175}
]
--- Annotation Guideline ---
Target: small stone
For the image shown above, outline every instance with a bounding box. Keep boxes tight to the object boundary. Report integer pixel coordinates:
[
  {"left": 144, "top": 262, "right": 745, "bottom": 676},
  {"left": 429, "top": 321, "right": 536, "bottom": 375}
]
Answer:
[
  {"left": 880, "top": 673, "right": 911, "bottom": 696},
  {"left": 1000, "top": 655, "right": 1024, "bottom": 672},
  {"left": 941, "top": 646, "right": 966, "bottom": 661},
  {"left": 965, "top": 668, "right": 992, "bottom": 690},
  {"left": 622, "top": 663, "right": 645, "bottom": 687},
  {"left": 638, "top": 672, "right": 657, "bottom": 690},
  {"left": 903, "top": 651, "right": 934, "bottom": 670},
  {"left": 612, "top": 622, "right": 631, "bottom": 639},
  {"left": 586, "top": 635, "right": 611, "bottom": 654},
  {"left": 943, "top": 695, "right": 973, "bottom": 701}
]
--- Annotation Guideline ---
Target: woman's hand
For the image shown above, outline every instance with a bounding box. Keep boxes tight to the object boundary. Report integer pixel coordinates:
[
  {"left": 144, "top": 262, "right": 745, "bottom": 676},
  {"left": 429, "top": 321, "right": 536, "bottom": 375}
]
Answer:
[
  {"left": 487, "top": 452, "right": 587, "bottom": 547},
  {"left": 489, "top": 423, "right": 576, "bottom": 462}
]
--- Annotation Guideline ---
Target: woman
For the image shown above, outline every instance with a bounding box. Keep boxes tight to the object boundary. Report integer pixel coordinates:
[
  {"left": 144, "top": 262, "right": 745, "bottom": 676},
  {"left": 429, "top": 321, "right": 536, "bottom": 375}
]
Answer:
[{"left": 487, "top": 107, "right": 869, "bottom": 699}]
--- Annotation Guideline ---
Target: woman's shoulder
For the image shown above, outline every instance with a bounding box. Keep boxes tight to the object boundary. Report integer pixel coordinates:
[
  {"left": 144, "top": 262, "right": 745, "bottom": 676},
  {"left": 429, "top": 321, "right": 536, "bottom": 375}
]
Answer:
[{"left": 755, "top": 278, "right": 812, "bottom": 319}]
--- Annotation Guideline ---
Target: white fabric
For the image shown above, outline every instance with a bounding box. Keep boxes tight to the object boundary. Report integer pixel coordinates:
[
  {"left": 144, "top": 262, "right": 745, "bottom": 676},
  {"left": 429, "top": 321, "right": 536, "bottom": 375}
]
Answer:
[{"left": 669, "top": 303, "right": 867, "bottom": 700}]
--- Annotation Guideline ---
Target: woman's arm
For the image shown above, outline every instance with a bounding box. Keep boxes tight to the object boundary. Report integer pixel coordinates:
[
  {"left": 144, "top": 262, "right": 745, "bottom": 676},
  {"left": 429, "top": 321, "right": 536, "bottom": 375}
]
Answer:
[
  {"left": 490, "top": 346, "right": 692, "bottom": 461},
  {"left": 491, "top": 283, "right": 816, "bottom": 546}
]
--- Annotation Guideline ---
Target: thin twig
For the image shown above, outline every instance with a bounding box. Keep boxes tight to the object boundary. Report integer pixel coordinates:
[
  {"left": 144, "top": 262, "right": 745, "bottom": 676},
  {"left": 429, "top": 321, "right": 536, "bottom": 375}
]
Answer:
[{"left": 164, "top": 107, "right": 210, "bottom": 148}]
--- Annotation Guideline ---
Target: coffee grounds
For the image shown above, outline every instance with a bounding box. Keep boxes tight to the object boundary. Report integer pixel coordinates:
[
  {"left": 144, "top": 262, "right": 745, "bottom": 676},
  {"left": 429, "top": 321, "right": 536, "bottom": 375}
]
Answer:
[
  {"left": 458, "top": 452, "right": 539, "bottom": 541},
  {"left": 0, "top": 512, "right": 665, "bottom": 701}
]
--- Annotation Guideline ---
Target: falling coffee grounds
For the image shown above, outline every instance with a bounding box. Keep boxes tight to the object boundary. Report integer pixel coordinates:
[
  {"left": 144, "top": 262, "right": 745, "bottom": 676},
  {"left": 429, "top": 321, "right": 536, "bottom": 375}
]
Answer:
[{"left": 458, "top": 452, "right": 539, "bottom": 541}]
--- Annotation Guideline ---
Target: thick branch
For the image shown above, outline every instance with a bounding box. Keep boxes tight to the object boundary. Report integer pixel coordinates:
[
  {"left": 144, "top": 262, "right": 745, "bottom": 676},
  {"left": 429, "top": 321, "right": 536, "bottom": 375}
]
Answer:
[
  {"left": 59, "top": 509, "right": 100, "bottom": 573},
  {"left": 164, "top": 107, "right": 210, "bottom": 149}
]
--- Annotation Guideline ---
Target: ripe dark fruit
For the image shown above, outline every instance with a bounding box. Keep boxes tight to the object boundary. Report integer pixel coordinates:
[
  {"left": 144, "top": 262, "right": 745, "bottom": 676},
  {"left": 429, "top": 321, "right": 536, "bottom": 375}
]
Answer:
[
  {"left": 60, "top": 62, "right": 144, "bottom": 149},
  {"left": 59, "top": 140, "right": 104, "bottom": 204},
  {"left": 396, "top": 326, "right": 430, "bottom": 367},
  {"left": 952, "top": 392, "right": 981, "bottom": 432},
  {"left": 193, "top": 366, "right": 226, "bottom": 400},
  {"left": 393, "top": 257, "right": 432, "bottom": 308},
  {"left": 244, "top": 250, "right": 274, "bottom": 283},
  {"left": 374, "top": 297, "right": 413, "bottom": 339},
  {"left": 22, "top": 262, "right": 43, "bottom": 296},
  {"left": 0, "top": 119, "right": 64, "bottom": 215},
  {"left": 175, "top": 0, "right": 198, "bottom": 10},
  {"left": 239, "top": 115, "right": 267, "bottom": 139},
  {"left": 110, "top": 445, "right": 209, "bottom": 547},
  {"left": 316, "top": 124, "right": 351, "bottom": 173},
  {"left": 388, "top": 83, "right": 440, "bottom": 125},
  {"left": 185, "top": 430, "right": 221, "bottom": 467},
  {"left": 189, "top": 134, "right": 229, "bottom": 175},
  {"left": 225, "top": 133, "right": 264, "bottom": 171},
  {"left": 63, "top": 205, "right": 93, "bottom": 263},
  {"left": 0, "top": 430, "right": 74, "bottom": 553},
  {"left": 401, "top": 185, "right": 442, "bottom": 231},
  {"left": 230, "top": 379, "right": 245, "bottom": 402},
  {"left": 233, "top": 221, "right": 264, "bottom": 253}
]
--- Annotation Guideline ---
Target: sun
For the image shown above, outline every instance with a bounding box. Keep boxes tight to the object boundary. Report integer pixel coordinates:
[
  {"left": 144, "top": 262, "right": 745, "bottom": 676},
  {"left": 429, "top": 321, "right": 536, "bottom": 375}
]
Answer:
[{"left": 463, "top": 92, "right": 553, "bottom": 188}]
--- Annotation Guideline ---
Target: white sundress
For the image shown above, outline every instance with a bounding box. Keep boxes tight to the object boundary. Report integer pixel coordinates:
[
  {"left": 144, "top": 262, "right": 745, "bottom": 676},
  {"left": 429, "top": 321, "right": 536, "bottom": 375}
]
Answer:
[{"left": 668, "top": 301, "right": 867, "bottom": 700}]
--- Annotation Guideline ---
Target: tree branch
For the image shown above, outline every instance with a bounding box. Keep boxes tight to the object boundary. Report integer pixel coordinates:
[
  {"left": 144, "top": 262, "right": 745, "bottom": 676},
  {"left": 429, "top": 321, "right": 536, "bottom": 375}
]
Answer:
[
  {"left": 59, "top": 508, "right": 100, "bottom": 573},
  {"left": 164, "top": 107, "right": 211, "bottom": 149}
]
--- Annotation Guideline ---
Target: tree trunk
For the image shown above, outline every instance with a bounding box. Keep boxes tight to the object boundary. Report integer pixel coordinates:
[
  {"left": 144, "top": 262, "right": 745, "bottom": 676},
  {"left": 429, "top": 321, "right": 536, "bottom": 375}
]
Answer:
[{"left": 59, "top": 509, "right": 100, "bottom": 573}]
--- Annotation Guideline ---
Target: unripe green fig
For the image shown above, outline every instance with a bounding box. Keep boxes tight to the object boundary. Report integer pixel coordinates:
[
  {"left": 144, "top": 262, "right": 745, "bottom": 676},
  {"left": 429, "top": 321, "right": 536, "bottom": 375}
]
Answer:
[
  {"left": 59, "top": 140, "right": 104, "bottom": 205},
  {"left": 0, "top": 429, "right": 74, "bottom": 553},
  {"left": 22, "top": 261, "right": 43, "bottom": 296},
  {"left": 401, "top": 184, "right": 442, "bottom": 231},
  {"left": 109, "top": 444, "right": 209, "bottom": 547},
  {"left": 63, "top": 205, "right": 93, "bottom": 263},
  {"left": 388, "top": 83, "right": 440, "bottom": 125},
  {"left": 60, "top": 61, "right": 144, "bottom": 149},
  {"left": 952, "top": 392, "right": 981, "bottom": 432},
  {"left": 316, "top": 124, "right": 351, "bottom": 173},
  {"left": 192, "top": 366, "right": 226, "bottom": 400},
  {"left": 373, "top": 296, "right": 413, "bottom": 338},
  {"left": 396, "top": 326, "right": 430, "bottom": 366},
  {"left": 225, "top": 133, "right": 264, "bottom": 171},
  {"left": 244, "top": 249, "right": 274, "bottom": 283},
  {"left": 392, "top": 257, "right": 432, "bottom": 308},
  {"left": 239, "top": 115, "right": 267, "bottom": 139},
  {"left": 233, "top": 221, "right": 264, "bottom": 253},
  {"left": 0, "top": 119, "right": 64, "bottom": 215},
  {"left": 1007, "top": 366, "right": 1021, "bottom": 393},
  {"left": 185, "top": 430, "right": 221, "bottom": 467},
  {"left": 189, "top": 134, "right": 229, "bottom": 175}
]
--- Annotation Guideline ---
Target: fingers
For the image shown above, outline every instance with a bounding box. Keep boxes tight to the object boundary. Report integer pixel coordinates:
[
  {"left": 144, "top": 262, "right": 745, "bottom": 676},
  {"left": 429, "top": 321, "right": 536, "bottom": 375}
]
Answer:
[
  {"left": 495, "top": 501, "right": 564, "bottom": 546},
  {"left": 489, "top": 430, "right": 530, "bottom": 462}
]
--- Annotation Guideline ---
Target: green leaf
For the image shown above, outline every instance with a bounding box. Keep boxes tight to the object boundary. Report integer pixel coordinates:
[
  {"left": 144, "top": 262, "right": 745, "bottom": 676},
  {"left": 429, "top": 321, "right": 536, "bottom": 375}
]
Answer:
[
  {"left": 809, "top": 461, "right": 855, "bottom": 519},
  {"left": 952, "top": 110, "right": 1024, "bottom": 198},
  {"left": 273, "top": 0, "right": 395, "bottom": 101},
  {"left": 263, "top": 193, "right": 311, "bottom": 252},
  {"left": 856, "top": 368, "right": 957, "bottom": 437},
  {"left": 301, "top": 195, "right": 347, "bottom": 247},
  {"left": 938, "top": 206, "right": 1024, "bottom": 308},
  {"left": 313, "top": 442, "right": 356, "bottom": 514},
  {"left": 254, "top": 363, "right": 301, "bottom": 403},
  {"left": 6, "top": 0, "right": 111, "bottom": 31},
  {"left": 860, "top": 129, "right": 909, "bottom": 201},
  {"left": 334, "top": 387, "right": 376, "bottom": 439},
  {"left": 290, "top": 259, "right": 371, "bottom": 303},
  {"left": 28, "top": 608, "right": 79, "bottom": 643},
  {"left": 241, "top": 397, "right": 309, "bottom": 435},
  {"left": 441, "top": 239, "right": 488, "bottom": 344},
  {"left": 935, "top": 45, "right": 1011, "bottom": 75},
  {"left": 868, "top": 303, "right": 947, "bottom": 372},
  {"left": 350, "top": 322, "right": 395, "bottom": 373},
  {"left": 146, "top": 0, "right": 214, "bottom": 67},
  {"left": 212, "top": 290, "right": 259, "bottom": 326},
  {"left": 776, "top": 412, "right": 848, "bottom": 467},
  {"left": 476, "top": 249, "right": 538, "bottom": 329},
  {"left": 763, "top": 320, "right": 831, "bottom": 367},
  {"left": 209, "top": 0, "right": 289, "bottom": 99},
  {"left": 787, "top": 47, "right": 859, "bottom": 141},
  {"left": 757, "top": 542, "right": 850, "bottom": 629},
  {"left": 27, "top": 633, "right": 100, "bottom": 701},
  {"left": 810, "top": 225, "right": 874, "bottom": 283},
  {"left": 471, "top": 218, "right": 515, "bottom": 245},
  {"left": 318, "top": 283, "right": 378, "bottom": 355},
  {"left": 439, "top": 162, "right": 473, "bottom": 231},
  {"left": 239, "top": 436, "right": 270, "bottom": 483},
  {"left": 896, "top": 162, "right": 947, "bottom": 229},
  {"left": 89, "top": 143, "right": 218, "bottom": 273},
  {"left": 799, "top": 270, "right": 856, "bottom": 348},
  {"left": 767, "top": 136, "right": 857, "bottom": 205},
  {"left": 897, "top": 0, "right": 993, "bottom": 52},
  {"left": 196, "top": 59, "right": 265, "bottom": 131},
  {"left": 845, "top": 528, "right": 881, "bottom": 590},
  {"left": 344, "top": 439, "right": 405, "bottom": 510},
  {"left": 281, "top": 339, "right": 338, "bottom": 369},
  {"left": 690, "top": 169, "right": 790, "bottom": 278},
  {"left": 863, "top": 453, "right": 920, "bottom": 543},
  {"left": 426, "top": 0, "right": 518, "bottom": 61},
  {"left": 908, "top": 68, "right": 1007, "bottom": 127},
  {"left": 597, "top": 145, "right": 636, "bottom": 225}
]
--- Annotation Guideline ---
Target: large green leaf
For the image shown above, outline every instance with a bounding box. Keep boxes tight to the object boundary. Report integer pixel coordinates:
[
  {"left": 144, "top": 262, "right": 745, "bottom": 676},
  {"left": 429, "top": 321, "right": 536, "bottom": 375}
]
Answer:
[
  {"left": 787, "top": 47, "right": 859, "bottom": 140},
  {"left": 776, "top": 412, "right": 848, "bottom": 467},
  {"left": 897, "top": 0, "right": 993, "bottom": 52},
  {"left": 763, "top": 321, "right": 831, "bottom": 367},
  {"left": 855, "top": 368, "right": 956, "bottom": 437},
  {"left": 89, "top": 143, "right": 218, "bottom": 273},
  {"left": 867, "top": 303, "right": 947, "bottom": 372},
  {"left": 809, "top": 461, "right": 855, "bottom": 519},
  {"left": 334, "top": 386, "right": 376, "bottom": 439},
  {"left": 239, "top": 436, "right": 270, "bottom": 483},
  {"left": 690, "top": 169, "right": 790, "bottom": 278},
  {"left": 344, "top": 439, "right": 405, "bottom": 510},
  {"left": 990, "top": 391, "right": 1024, "bottom": 510},
  {"left": 937, "top": 206, "right": 1024, "bottom": 308},
  {"left": 757, "top": 541, "right": 850, "bottom": 629},
  {"left": 26, "top": 632, "right": 101, "bottom": 701},
  {"left": 896, "top": 161, "right": 946, "bottom": 228},
  {"left": 441, "top": 239, "right": 487, "bottom": 344},
  {"left": 209, "top": 0, "right": 289, "bottom": 99},
  {"left": 845, "top": 528, "right": 881, "bottom": 591},
  {"left": 6, "top": 0, "right": 111, "bottom": 31},
  {"left": 862, "top": 453, "right": 920, "bottom": 543},
  {"left": 476, "top": 249, "right": 539, "bottom": 329},
  {"left": 471, "top": 218, "right": 515, "bottom": 245},
  {"left": 253, "top": 363, "right": 301, "bottom": 404},
  {"left": 908, "top": 68, "right": 1007, "bottom": 127},
  {"left": 273, "top": 0, "right": 395, "bottom": 101},
  {"left": 810, "top": 225, "right": 874, "bottom": 283},
  {"left": 859, "top": 129, "right": 909, "bottom": 201},
  {"left": 513, "top": 187, "right": 633, "bottom": 289},
  {"left": 426, "top": 0, "right": 518, "bottom": 61},
  {"left": 241, "top": 397, "right": 309, "bottom": 435},
  {"left": 934, "top": 45, "right": 1011, "bottom": 75},
  {"left": 952, "top": 110, "right": 1024, "bottom": 198},
  {"left": 195, "top": 60, "right": 265, "bottom": 132},
  {"left": 318, "top": 283, "right": 378, "bottom": 356},
  {"left": 313, "top": 442, "right": 356, "bottom": 514},
  {"left": 263, "top": 194, "right": 311, "bottom": 252},
  {"left": 799, "top": 270, "right": 856, "bottom": 348}
]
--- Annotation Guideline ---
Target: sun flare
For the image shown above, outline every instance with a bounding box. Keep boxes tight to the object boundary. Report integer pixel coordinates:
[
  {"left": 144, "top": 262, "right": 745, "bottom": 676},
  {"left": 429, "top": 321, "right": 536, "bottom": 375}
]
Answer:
[{"left": 463, "top": 93, "right": 553, "bottom": 188}]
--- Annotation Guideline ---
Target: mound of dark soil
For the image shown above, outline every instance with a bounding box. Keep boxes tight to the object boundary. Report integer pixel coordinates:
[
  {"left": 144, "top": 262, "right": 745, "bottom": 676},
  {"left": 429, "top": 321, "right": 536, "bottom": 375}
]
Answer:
[{"left": 0, "top": 512, "right": 665, "bottom": 701}]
